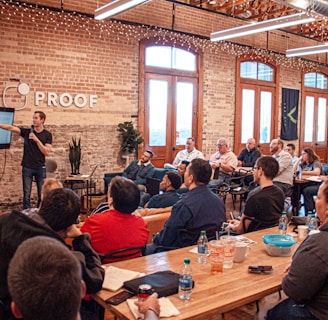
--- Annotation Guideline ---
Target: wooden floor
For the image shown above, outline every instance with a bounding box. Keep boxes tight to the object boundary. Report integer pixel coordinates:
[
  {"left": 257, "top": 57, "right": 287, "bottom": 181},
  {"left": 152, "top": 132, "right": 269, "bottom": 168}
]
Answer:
[{"left": 104, "top": 195, "right": 286, "bottom": 320}]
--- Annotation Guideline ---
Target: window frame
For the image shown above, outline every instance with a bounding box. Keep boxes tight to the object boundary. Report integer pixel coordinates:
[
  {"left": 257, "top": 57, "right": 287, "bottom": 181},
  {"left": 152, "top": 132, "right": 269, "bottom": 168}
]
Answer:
[{"left": 235, "top": 58, "right": 279, "bottom": 156}]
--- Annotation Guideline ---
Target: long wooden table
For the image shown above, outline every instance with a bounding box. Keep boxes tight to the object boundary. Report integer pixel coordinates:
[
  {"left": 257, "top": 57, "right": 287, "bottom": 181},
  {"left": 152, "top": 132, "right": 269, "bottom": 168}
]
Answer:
[{"left": 93, "top": 226, "right": 301, "bottom": 319}]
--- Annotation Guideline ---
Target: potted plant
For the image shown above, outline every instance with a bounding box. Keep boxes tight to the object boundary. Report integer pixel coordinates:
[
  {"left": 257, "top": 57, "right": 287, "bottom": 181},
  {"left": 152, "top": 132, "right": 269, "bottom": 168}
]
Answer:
[
  {"left": 69, "top": 136, "right": 81, "bottom": 175},
  {"left": 117, "top": 121, "right": 144, "bottom": 155}
]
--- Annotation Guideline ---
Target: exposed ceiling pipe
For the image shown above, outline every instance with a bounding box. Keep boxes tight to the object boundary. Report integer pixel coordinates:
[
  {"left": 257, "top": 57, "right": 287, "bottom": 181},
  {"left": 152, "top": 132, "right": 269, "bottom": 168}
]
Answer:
[{"left": 274, "top": 0, "right": 328, "bottom": 18}]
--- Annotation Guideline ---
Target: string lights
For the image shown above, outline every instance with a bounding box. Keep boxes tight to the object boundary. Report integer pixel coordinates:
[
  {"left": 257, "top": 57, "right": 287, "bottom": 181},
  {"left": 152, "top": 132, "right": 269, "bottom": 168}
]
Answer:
[{"left": 0, "top": 0, "right": 324, "bottom": 71}]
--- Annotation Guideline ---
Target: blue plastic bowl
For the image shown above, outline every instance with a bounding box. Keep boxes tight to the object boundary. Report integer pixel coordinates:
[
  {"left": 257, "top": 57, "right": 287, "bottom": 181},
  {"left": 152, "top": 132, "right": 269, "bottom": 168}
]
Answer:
[{"left": 262, "top": 234, "right": 297, "bottom": 257}]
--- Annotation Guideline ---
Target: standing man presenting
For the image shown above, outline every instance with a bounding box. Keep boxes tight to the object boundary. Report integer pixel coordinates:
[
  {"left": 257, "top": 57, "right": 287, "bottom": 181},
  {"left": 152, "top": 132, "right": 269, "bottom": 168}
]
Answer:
[{"left": 0, "top": 111, "right": 52, "bottom": 209}]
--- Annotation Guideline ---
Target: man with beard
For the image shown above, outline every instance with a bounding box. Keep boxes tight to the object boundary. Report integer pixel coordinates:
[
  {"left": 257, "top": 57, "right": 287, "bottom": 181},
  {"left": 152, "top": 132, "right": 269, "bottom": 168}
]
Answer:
[
  {"left": 122, "top": 149, "right": 155, "bottom": 189},
  {"left": 227, "top": 156, "right": 284, "bottom": 234},
  {"left": 270, "top": 138, "right": 294, "bottom": 198}
]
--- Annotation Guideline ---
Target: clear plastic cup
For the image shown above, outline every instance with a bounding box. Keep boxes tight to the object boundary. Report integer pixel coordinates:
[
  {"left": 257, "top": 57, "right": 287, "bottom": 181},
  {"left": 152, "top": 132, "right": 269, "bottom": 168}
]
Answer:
[
  {"left": 208, "top": 240, "right": 224, "bottom": 274},
  {"left": 220, "top": 236, "right": 236, "bottom": 269}
]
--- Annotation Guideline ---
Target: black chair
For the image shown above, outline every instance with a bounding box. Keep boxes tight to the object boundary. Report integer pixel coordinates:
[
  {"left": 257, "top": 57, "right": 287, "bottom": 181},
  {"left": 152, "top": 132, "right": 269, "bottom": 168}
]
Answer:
[
  {"left": 215, "top": 182, "right": 230, "bottom": 203},
  {"left": 99, "top": 245, "right": 146, "bottom": 263},
  {"left": 225, "top": 175, "right": 249, "bottom": 211}
]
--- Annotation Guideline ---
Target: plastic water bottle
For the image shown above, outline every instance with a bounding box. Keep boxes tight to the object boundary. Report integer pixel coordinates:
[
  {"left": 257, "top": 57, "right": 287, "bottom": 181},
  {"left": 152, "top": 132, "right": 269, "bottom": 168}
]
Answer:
[
  {"left": 178, "top": 258, "right": 192, "bottom": 300},
  {"left": 197, "top": 230, "right": 208, "bottom": 264},
  {"left": 278, "top": 211, "right": 288, "bottom": 234},
  {"left": 305, "top": 211, "right": 312, "bottom": 229},
  {"left": 308, "top": 214, "right": 318, "bottom": 232}
]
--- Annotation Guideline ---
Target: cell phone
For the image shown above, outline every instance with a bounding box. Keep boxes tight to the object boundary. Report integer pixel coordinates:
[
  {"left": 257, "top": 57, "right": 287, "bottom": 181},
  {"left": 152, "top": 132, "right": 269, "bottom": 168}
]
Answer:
[
  {"left": 105, "top": 290, "right": 135, "bottom": 305},
  {"left": 248, "top": 265, "right": 273, "bottom": 274}
]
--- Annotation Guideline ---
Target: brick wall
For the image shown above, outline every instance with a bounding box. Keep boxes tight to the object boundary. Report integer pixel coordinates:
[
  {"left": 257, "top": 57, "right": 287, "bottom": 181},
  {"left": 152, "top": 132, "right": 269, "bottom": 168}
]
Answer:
[{"left": 0, "top": 0, "right": 327, "bottom": 211}]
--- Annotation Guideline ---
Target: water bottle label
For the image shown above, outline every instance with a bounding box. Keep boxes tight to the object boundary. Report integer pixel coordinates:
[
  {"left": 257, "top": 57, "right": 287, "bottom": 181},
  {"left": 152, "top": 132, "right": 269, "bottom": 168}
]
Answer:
[
  {"left": 278, "top": 222, "right": 287, "bottom": 230},
  {"left": 198, "top": 244, "right": 207, "bottom": 254},
  {"left": 179, "top": 276, "right": 192, "bottom": 288}
]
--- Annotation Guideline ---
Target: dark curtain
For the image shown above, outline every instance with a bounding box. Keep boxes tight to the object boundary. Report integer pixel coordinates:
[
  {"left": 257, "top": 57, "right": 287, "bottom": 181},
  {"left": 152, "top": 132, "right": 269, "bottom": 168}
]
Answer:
[{"left": 280, "top": 88, "right": 299, "bottom": 140}]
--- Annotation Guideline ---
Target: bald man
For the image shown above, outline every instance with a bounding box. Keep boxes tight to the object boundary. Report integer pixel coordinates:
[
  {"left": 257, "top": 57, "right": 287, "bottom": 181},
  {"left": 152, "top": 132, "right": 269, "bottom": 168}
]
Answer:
[{"left": 237, "top": 138, "right": 261, "bottom": 168}]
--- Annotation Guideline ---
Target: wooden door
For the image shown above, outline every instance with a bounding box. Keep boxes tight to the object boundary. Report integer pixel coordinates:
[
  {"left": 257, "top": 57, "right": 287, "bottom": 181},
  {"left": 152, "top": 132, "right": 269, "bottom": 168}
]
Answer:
[
  {"left": 300, "top": 93, "right": 327, "bottom": 162},
  {"left": 143, "top": 73, "right": 199, "bottom": 167},
  {"left": 236, "top": 84, "right": 276, "bottom": 156}
]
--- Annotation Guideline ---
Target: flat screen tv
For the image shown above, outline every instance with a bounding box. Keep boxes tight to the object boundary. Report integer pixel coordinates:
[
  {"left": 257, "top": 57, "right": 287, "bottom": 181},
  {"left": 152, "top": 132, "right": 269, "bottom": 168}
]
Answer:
[{"left": 0, "top": 107, "right": 15, "bottom": 149}]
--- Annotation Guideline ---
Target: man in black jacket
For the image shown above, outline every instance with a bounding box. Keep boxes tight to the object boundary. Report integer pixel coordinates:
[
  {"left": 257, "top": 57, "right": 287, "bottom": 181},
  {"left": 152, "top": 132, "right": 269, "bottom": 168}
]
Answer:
[{"left": 0, "top": 188, "right": 104, "bottom": 320}]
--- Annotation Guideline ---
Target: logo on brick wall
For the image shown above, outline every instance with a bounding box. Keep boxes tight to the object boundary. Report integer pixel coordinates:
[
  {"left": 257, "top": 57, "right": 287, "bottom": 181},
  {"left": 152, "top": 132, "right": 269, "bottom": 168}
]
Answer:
[
  {"left": 3, "top": 83, "right": 30, "bottom": 111},
  {"left": 2, "top": 82, "right": 97, "bottom": 110}
]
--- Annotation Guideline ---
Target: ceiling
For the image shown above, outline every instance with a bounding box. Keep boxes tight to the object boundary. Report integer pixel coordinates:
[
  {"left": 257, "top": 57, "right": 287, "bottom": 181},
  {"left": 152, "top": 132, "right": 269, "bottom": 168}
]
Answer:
[{"left": 169, "top": 0, "right": 328, "bottom": 42}]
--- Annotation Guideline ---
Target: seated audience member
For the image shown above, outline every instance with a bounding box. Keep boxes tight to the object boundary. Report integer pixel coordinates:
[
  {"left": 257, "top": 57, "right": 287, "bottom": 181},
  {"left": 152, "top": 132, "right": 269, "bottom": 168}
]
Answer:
[
  {"left": 237, "top": 137, "right": 261, "bottom": 185},
  {"left": 135, "top": 293, "right": 160, "bottom": 320},
  {"left": 164, "top": 137, "right": 204, "bottom": 168},
  {"left": 146, "top": 172, "right": 182, "bottom": 209},
  {"left": 81, "top": 177, "right": 149, "bottom": 263},
  {"left": 237, "top": 138, "right": 261, "bottom": 168},
  {"left": 0, "top": 188, "right": 104, "bottom": 320},
  {"left": 122, "top": 149, "right": 155, "bottom": 189},
  {"left": 292, "top": 148, "right": 322, "bottom": 215},
  {"left": 227, "top": 156, "right": 284, "bottom": 234},
  {"left": 146, "top": 158, "right": 226, "bottom": 254},
  {"left": 22, "top": 177, "right": 63, "bottom": 215},
  {"left": 177, "top": 160, "right": 190, "bottom": 184},
  {"left": 209, "top": 137, "right": 238, "bottom": 186},
  {"left": 270, "top": 138, "right": 294, "bottom": 198},
  {"left": 286, "top": 143, "right": 299, "bottom": 165},
  {"left": 266, "top": 180, "right": 328, "bottom": 320},
  {"left": 8, "top": 236, "right": 84, "bottom": 320}
]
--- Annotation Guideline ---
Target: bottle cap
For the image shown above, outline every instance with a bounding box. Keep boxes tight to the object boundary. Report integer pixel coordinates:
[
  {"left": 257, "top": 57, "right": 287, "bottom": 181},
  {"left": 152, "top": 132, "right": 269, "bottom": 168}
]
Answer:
[
  {"left": 184, "top": 258, "right": 190, "bottom": 264},
  {"left": 282, "top": 211, "right": 286, "bottom": 215},
  {"left": 200, "top": 230, "right": 206, "bottom": 235}
]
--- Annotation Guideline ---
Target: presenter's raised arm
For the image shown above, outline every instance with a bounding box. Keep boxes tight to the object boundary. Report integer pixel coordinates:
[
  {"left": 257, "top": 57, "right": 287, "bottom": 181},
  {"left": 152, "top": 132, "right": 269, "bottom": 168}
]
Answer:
[{"left": 0, "top": 124, "right": 20, "bottom": 134}]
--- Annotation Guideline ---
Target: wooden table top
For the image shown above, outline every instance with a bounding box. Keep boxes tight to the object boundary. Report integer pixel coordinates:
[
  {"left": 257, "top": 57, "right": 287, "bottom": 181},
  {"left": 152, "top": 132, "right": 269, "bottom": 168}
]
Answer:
[{"left": 93, "top": 226, "right": 301, "bottom": 320}]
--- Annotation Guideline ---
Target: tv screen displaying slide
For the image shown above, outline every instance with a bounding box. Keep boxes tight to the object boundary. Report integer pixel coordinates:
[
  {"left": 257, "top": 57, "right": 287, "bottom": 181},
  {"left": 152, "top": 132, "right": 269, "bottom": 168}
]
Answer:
[{"left": 0, "top": 107, "right": 15, "bottom": 149}]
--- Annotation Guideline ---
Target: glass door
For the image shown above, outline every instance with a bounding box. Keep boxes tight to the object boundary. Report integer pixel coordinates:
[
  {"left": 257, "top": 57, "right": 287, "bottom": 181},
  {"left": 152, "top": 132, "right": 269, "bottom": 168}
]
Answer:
[
  {"left": 239, "top": 85, "right": 275, "bottom": 155},
  {"left": 144, "top": 74, "right": 198, "bottom": 167},
  {"left": 301, "top": 94, "right": 327, "bottom": 161}
]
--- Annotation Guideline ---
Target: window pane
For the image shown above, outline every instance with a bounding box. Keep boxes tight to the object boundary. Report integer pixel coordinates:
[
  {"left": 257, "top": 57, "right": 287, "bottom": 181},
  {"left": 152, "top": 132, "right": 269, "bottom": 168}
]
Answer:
[
  {"left": 304, "top": 73, "right": 316, "bottom": 88},
  {"left": 148, "top": 79, "right": 168, "bottom": 146},
  {"left": 304, "top": 96, "right": 314, "bottom": 142},
  {"left": 317, "top": 97, "right": 327, "bottom": 142},
  {"left": 258, "top": 63, "right": 273, "bottom": 81},
  {"left": 176, "top": 82, "right": 193, "bottom": 145},
  {"left": 259, "top": 91, "right": 272, "bottom": 144},
  {"left": 146, "top": 46, "right": 196, "bottom": 71},
  {"left": 240, "top": 62, "right": 257, "bottom": 79},
  {"left": 241, "top": 89, "right": 255, "bottom": 143},
  {"left": 145, "top": 46, "right": 171, "bottom": 68},
  {"left": 173, "top": 48, "right": 196, "bottom": 72},
  {"left": 316, "top": 73, "right": 327, "bottom": 89}
]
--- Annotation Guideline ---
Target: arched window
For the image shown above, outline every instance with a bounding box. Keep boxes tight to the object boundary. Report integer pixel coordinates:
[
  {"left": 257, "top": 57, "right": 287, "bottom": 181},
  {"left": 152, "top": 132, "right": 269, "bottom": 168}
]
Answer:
[
  {"left": 301, "top": 71, "right": 328, "bottom": 161},
  {"left": 139, "top": 41, "right": 202, "bottom": 167},
  {"left": 235, "top": 59, "right": 278, "bottom": 156}
]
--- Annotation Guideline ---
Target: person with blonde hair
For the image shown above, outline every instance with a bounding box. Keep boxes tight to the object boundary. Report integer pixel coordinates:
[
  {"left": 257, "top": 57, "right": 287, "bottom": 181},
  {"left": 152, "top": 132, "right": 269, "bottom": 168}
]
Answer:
[{"left": 22, "top": 178, "right": 63, "bottom": 215}]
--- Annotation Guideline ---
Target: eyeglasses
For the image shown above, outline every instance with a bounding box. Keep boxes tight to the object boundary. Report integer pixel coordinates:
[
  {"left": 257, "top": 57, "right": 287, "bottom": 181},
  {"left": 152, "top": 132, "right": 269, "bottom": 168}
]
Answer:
[{"left": 217, "top": 144, "right": 226, "bottom": 147}]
